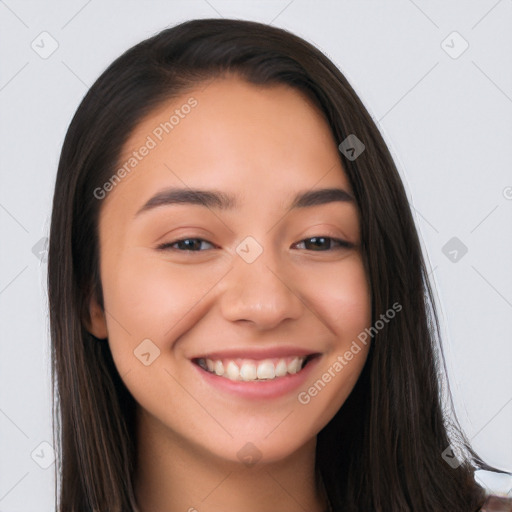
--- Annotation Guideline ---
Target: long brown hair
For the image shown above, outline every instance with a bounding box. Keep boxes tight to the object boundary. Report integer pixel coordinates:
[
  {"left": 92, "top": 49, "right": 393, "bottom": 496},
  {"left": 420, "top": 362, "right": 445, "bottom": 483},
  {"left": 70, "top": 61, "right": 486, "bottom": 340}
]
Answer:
[{"left": 48, "top": 18, "right": 507, "bottom": 511}]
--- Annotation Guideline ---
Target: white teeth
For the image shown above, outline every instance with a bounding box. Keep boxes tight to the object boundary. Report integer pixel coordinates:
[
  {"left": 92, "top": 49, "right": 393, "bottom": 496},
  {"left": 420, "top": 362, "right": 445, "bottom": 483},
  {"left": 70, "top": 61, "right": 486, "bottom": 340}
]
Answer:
[
  {"left": 240, "top": 363, "right": 257, "bottom": 381},
  {"left": 275, "top": 359, "right": 287, "bottom": 377},
  {"left": 214, "top": 360, "right": 224, "bottom": 376},
  {"left": 288, "top": 358, "right": 301, "bottom": 374},
  {"left": 198, "top": 355, "right": 309, "bottom": 382},
  {"left": 256, "top": 361, "right": 275, "bottom": 379},
  {"left": 226, "top": 361, "right": 240, "bottom": 380}
]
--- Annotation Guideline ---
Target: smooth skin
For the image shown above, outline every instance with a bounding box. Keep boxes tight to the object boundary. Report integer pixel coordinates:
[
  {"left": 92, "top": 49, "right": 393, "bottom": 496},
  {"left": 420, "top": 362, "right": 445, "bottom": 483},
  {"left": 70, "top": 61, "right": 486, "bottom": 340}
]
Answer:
[{"left": 87, "top": 75, "right": 372, "bottom": 512}]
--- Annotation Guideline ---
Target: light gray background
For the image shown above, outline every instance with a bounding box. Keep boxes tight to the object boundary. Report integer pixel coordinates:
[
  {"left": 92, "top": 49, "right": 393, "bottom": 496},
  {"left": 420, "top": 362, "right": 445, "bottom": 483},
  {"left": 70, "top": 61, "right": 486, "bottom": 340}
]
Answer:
[{"left": 1, "top": 1, "right": 511, "bottom": 510}]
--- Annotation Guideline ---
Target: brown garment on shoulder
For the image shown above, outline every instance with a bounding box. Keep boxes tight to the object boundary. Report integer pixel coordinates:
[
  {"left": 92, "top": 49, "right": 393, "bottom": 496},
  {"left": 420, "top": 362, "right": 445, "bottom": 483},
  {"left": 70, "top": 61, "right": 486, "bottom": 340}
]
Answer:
[{"left": 480, "top": 495, "right": 512, "bottom": 511}]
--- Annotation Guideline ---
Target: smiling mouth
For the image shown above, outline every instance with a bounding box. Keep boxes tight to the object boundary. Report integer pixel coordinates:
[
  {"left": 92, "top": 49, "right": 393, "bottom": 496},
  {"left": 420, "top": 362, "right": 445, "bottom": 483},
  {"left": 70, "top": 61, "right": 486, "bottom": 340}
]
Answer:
[{"left": 192, "top": 353, "right": 320, "bottom": 382}]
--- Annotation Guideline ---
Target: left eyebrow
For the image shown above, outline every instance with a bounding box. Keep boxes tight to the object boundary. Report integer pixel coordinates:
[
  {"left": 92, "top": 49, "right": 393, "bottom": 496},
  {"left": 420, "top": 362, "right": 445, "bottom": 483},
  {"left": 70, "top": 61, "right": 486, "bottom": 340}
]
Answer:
[
  {"left": 289, "top": 187, "right": 355, "bottom": 209},
  {"left": 134, "top": 186, "right": 355, "bottom": 218}
]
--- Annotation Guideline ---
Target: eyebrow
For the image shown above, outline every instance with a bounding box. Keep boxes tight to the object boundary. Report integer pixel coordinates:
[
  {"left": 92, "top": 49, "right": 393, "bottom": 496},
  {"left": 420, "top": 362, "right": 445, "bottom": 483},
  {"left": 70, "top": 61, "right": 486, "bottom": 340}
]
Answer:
[{"left": 134, "top": 186, "right": 355, "bottom": 217}]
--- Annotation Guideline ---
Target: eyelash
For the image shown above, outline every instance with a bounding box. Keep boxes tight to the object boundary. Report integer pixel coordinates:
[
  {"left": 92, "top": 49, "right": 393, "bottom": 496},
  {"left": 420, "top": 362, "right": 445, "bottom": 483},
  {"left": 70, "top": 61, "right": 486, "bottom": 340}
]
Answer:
[{"left": 157, "top": 236, "right": 354, "bottom": 253}]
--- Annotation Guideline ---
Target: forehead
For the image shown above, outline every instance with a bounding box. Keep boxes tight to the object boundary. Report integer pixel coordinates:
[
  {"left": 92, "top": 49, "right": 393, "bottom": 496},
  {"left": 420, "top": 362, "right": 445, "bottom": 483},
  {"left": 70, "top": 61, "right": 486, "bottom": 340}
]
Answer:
[{"left": 101, "top": 76, "right": 352, "bottom": 216}]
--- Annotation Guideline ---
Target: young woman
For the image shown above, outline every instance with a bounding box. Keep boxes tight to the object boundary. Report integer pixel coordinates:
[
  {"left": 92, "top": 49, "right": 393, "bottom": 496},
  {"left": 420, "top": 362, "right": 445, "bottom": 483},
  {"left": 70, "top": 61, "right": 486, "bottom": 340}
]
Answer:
[{"left": 47, "top": 18, "right": 511, "bottom": 512}]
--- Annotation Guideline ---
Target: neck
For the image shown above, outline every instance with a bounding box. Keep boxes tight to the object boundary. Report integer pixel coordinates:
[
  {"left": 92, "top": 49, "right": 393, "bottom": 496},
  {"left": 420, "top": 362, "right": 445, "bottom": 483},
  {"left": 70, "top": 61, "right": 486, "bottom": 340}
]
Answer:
[{"left": 134, "top": 408, "right": 329, "bottom": 512}]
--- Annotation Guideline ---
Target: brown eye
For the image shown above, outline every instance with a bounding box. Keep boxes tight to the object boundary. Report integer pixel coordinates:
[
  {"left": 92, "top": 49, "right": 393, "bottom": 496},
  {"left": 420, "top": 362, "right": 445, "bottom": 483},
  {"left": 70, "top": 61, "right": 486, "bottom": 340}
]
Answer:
[
  {"left": 158, "top": 238, "right": 215, "bottom": 252},
  {"left": 294, "top": 236, "right": 353, "bottom": 251}
]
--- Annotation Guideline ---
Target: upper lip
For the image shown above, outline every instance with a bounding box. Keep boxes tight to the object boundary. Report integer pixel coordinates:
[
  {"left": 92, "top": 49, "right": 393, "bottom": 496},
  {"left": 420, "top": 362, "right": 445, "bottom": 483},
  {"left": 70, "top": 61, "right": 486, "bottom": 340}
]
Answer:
[{"left": 191, "top": 346, "right": 320, "bottom": 361}]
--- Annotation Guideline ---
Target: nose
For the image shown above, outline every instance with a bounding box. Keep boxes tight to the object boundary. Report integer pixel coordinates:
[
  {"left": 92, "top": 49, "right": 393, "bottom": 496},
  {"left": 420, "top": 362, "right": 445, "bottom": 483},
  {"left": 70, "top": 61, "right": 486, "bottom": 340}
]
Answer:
[{"left": 217, "top": 244, "right": 304, "bottom": 330}]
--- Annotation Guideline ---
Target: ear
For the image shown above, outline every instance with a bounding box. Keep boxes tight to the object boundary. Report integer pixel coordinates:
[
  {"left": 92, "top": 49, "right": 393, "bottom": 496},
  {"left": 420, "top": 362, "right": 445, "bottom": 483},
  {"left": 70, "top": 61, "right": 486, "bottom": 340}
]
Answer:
[{"left": 85, "top": 293, "right": 108, "bottom": 340}]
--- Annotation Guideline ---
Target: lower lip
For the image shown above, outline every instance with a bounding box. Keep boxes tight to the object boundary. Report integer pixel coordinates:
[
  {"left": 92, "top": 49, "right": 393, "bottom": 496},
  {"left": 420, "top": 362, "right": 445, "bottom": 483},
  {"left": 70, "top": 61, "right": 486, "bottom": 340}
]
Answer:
[{"left": 191, "top": 355, "right": 322, "bottom": 400}]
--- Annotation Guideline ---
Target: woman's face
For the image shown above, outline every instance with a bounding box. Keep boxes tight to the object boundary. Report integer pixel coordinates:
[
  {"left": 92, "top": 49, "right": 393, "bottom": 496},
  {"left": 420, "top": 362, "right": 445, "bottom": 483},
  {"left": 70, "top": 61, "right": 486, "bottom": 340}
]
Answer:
[{"left": 88, "top": 76, "right": 372, "bottom": 465}]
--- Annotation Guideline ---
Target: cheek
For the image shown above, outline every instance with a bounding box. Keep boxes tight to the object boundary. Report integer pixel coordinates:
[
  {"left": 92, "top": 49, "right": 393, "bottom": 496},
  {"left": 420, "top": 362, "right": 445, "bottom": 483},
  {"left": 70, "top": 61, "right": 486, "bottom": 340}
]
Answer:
[
  {"left": 293, "top": 256, "right": 371, "bottom": 431},
  {"left": 100, "top": 249, "right": 228, "bottom": 365},
  {"left": 300, "top": 254, "right": 371, "bottom": 338}
]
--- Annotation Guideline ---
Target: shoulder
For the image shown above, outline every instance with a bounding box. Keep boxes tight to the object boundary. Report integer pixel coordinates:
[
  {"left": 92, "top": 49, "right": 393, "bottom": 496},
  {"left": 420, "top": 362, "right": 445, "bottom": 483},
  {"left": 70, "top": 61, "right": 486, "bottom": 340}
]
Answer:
[
  {"left": 480, "top": 495, "right": 512, "bottom": 511},
  {"left": 474, "top": 469, "right": 512, "bottom": 511}
]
